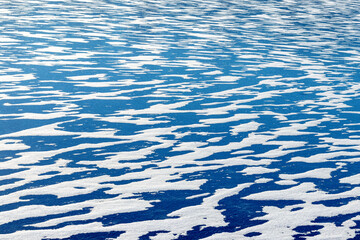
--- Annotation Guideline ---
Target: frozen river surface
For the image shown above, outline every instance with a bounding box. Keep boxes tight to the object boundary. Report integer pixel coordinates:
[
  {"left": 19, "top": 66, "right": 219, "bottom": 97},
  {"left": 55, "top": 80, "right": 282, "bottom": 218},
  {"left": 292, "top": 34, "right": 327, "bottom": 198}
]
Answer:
[{"left": 1, "top": 0, "right": 360, "bottom": 239}]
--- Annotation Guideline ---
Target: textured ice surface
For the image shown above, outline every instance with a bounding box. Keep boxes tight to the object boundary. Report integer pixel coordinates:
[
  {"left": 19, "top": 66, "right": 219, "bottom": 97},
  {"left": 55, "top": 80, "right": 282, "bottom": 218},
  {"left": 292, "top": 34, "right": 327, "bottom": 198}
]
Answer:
[{"left": 1, "top": 0, "right": 360, "bottom": 239}]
